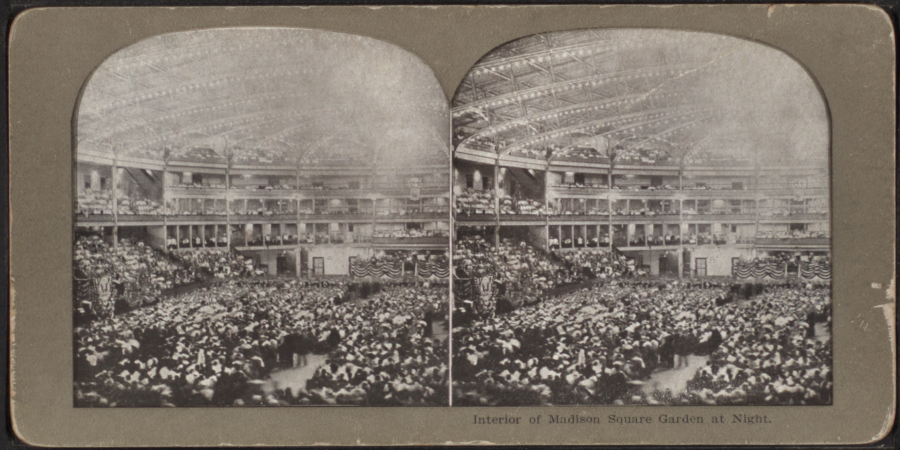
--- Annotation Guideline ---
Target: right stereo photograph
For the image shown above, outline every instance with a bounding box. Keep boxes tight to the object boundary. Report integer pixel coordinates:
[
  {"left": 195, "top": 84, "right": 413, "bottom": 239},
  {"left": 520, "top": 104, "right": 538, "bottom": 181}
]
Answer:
[{"left": 450, "top": 29, "right": 832, "bottom": 407}]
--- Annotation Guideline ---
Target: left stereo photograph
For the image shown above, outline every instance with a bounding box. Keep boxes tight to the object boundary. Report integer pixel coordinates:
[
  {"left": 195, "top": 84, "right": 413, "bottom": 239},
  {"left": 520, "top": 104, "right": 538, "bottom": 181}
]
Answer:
[{"left": 71, "top": 27, "right": 452, "bottom": 407}]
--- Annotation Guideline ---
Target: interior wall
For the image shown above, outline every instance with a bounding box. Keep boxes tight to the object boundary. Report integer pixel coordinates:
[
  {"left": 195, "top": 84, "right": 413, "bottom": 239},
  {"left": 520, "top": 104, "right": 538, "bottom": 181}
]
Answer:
[
  {"left": 689, "top": 247, "right": 754, "bottom": 277},
  {"left": 307, "top": 246, "right": 374, "bottom": 276}
]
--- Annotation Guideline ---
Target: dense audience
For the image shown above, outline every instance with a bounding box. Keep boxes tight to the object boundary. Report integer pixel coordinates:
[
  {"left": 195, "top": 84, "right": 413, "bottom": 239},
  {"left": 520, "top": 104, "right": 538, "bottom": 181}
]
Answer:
[
  {"left": 232, "top": 184, "right": 296, "bottom": 191},
  {"left": 499, "top": 144, "right": 679, "bottom": 165},
  {"left": 454, "top": 236, "right": 583, "bottom": 304},
  {"left": 551, "top": 181, "right": 612, "bottom": 189},
  {"left": 231, "top": 206, "right": 296, "bottom": 216},
  {"left": 238, "top": 233, "right": 311, "bottom": 246},
  {"left": 373, "top": 229, "right": 449, "bottom": 240},
  {"left": 171, "top": 182, "right": 227, "bottom": 189},
  {"left": 76, "top": 190, "right": 114, "bottom": 216},
  {"left": 550, "top": 233, "right": 612, "bottom": 249},
  {"left": 455, "top": 189, "right": 496, "bottom": 216},
  {"left": 162, "top": 201, "right": 448, "bottom": 217},
  {"left": 75, "top": 236, "right": 203, "bottom": 320},
  {"left": 351, "top": 252, "right": 449, "bottom": 272},
  {"left": 74, "top": 279, "right": 449, "bottom": 407},
  {"left": 552, "top": 147, "right": 603, "bottom": 160},
  {"left": 553, "top": 250, "right": 631, "bottom": 279},
  {"left": 453, "top": 280, "right": 831, "bottom": 406},
  {"left": 75, "top": 236, "right": 201, "bottom": 294},
  {"left": 548, "top": 201, "right": 678, "bottom": 216},
  {"left": 171, "top": 249, "right": 261, "bottom": 279},
  {"left": 757, "top": 230, "right": 829, "bottom": 240},
  {"left": 375, "top": 206, "right": 442, "bottom": 217},
  {"left": 117, "top": 197, "right": 164, "bottom": 215},
  {"left": 458, "top": 188, "right": 775, "bottom": 219},
  {"left": 614, "top": 146, "right": 675, "bottom": 164},
  {"left": 499, "top": 196, "right": 545, "bottom": 215}
]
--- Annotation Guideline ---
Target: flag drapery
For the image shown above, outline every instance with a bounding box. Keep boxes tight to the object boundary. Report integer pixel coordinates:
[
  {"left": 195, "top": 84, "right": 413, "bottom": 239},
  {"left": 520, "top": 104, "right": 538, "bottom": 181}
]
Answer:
[
  {"left": 732, "top": 260, "right": 788, "bottom": 280},
  {"left": 350, "top": 259, "right": 448, "bottom": 279},
  {"left": 800, "top": 260, "right": 832, "bottom": 281}
]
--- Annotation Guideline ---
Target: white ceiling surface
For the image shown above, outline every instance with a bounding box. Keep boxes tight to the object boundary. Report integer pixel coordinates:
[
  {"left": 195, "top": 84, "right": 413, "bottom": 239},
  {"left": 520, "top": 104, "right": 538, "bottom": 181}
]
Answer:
[
  {"left": 452, "top": 29, "right": 829, "bottom": 167},
  {"left": 77, "top": 28, "right": 450, "bottom": 169}
]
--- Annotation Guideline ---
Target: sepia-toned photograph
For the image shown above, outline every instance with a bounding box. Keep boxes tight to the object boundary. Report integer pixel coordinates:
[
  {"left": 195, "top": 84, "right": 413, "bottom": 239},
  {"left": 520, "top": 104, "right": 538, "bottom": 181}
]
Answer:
[
  {"left": 451, "top": 29, "right": 833, "bottom": 406},
  {"left": 71, "top": 28, "right": 452, "bottom": 407},
  {"left": 7, "top": 5, "right": 894, "bottom": 446}
]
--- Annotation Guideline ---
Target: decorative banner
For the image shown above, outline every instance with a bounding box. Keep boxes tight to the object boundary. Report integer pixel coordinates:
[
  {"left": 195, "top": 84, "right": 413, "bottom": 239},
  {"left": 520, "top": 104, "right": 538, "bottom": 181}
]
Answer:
[
  {"left": 417, "top": 261, "right": 433, "bottom": 278},
  {"left": 350, "top": 259, "right": 449, "bottom": 279},
  {"left": 432, "top": 264, "right": 449, "bottom": 279},
  {"left": 96, "top": 276, "right": 112, "bottom": 303},
  {"left": 383, "top": 262, "right": 402, "bottom": 278},
  {"left": 800, "top": 260, "right": 832, "bottom": 281},
  {"left": 479, "top": 276, "right": 493, "bottom": 299},
  {"left": 475, "top": 276, "right": 496, "bottom": 317},
  {"left": 733, "top": 260, "right": 788, "bottom": 280},
  {"left": 91, "top": 276, "right": 115, "bottom": 319}
]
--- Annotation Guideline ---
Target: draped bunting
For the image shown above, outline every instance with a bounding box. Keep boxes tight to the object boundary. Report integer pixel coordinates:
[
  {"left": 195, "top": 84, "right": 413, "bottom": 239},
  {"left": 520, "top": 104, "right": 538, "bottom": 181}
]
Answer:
[
  {"left": 800, "top": 260, "right": 832, "bottom": 281},
  {"left": 350, "top": 260, "right": 400, "bottom": 277},
  {"left": 416, "top": 260, "right": 450, "bottom": 279},
  {"left": 733, "top": 260, "right": 788, "bottom": 280},
  {"left": 349, "top": 260, "right": 449, "bottom": 279}
]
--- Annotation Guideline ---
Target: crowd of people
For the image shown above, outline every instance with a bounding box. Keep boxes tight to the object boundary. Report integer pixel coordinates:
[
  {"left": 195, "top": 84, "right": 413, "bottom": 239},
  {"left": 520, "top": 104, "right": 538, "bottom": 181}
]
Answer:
[
  {"left": 455, "top": 189, "right": 496, "bottom": 216},
  {"left": 457, "top": 190, "right": 684, "bottom": 217},
  {"left": 74, "top": 278, "right": 449, "bottom": 407},
  {"left": 757, "top": 230, "right": 830, "bottom": 240},
  {"left": 76, "top": 189, "right": 114, "bottom": 216},
  {"left": 613, "top": 146, "right": 675, "bottom": 164},
  {"left": 239, "top": 233, "right": 306, "bottom": 246},
  {"left": 499, "top": 196, "right": 545, "bottom": 215},
  {"left": 117, "top": 197, "right": 164, "bottom": 215},
  {"left": 129, "top": 200, "right": 448, "bottom": 218},
  {"left": 230, "top": 206, "right": 295, "bottom": 216},
  {"left": 457, "top": 189, "right": 763, "bottom": 219},
  {"left": 75, "top": 236, "right": 202, "bottom": 292},
  {"left": 171, "top": 182, "right": 228, "bottom": 189},
  {"left": 550, "top": 202, "right": 679, "bottom": 217},
  {"left": 550, "top": 182, "right": 748, "bottom": 191},
  {"left": 499, "top": 144, "right": 680, "bottom": 165},
  {"left": 75, "top": 236, "right": 204, "bottom": 319},
  {"left": 372, "top": 228, "right": 449, "bottom": 240},
  {"left": 167, "top": 234, "right": 228, "bottom": 249},
  {"left": 453, "top": 236, "right": 597, "bottom": 306},
  {"left": 453, "top": 279, "right": 831, "bottom": 406},
  {"left": 170, "top": 249, "right": 261, "bottom": 279},
  {"left": 553, "top": 249, "right": 632, "bottom": 280},
  {"left": 231, "top": 183, "right": 297, "bottom": 191},
  {"left": 549, "top": 234, "right": 611, "bottom": 249}
]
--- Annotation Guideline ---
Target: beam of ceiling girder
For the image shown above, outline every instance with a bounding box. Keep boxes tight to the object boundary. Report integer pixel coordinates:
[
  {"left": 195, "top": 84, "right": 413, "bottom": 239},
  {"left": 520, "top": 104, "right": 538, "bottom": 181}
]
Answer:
[
  {"left": 452, "top": 64, "right": 697, "bottom": 113},
  {"left": 455, "top": 90, "right": 698, "bottom": 142},
  {"left": 465, "top": 106, "right": 715, "bottom": 156}
]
